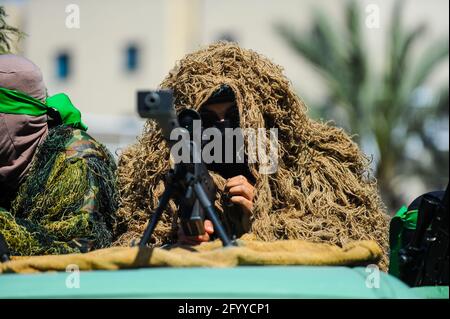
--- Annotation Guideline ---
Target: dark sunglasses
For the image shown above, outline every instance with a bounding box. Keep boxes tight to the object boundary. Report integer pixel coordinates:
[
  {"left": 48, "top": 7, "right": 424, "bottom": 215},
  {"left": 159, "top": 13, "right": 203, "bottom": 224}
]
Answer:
[{"left": 199, "top": 104, "right": 240, "bottom": 128}]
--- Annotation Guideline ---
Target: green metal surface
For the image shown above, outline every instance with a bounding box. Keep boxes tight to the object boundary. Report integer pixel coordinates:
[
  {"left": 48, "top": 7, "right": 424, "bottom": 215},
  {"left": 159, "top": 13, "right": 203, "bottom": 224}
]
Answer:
[
  {"left": 410, "top": 286, "right": 449, "bottom": 299},
  {"left": 0, "top": 266, "right": 424, "bottom": 299}
]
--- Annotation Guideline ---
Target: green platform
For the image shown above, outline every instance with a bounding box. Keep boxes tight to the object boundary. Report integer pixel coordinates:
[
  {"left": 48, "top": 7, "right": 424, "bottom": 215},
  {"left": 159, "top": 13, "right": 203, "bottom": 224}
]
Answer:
[{"left": 1, "top": 266, "right": 446, "bottom": 299}]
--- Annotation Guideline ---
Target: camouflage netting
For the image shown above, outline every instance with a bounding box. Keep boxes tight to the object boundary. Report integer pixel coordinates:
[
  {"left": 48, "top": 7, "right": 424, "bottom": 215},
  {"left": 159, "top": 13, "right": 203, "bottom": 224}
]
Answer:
[
  {"left": 0, "top": 125, "right": 118, "bottom": 256},
  {"left": 114, "top": 42, "right": 390, "bottom": 270}
]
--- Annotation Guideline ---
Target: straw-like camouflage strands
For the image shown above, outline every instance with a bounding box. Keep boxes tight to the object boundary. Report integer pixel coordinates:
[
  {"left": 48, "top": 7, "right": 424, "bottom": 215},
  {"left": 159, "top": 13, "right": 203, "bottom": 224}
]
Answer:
[
  {"left": 0, "top": 125, "right": 118, "bottom": 255},
  {"left": 115, "top": 42, "right": 389, "bottom": 270}
]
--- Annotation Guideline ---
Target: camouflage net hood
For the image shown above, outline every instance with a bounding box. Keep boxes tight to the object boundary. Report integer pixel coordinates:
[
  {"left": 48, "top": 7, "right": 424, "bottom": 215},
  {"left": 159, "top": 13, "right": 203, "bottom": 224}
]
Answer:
[
  {"left": 0, "top": 125, "right": 118, "bottom": 256},
  {"left": 115, "top": 42, "right": 389, "bottom": 269}
]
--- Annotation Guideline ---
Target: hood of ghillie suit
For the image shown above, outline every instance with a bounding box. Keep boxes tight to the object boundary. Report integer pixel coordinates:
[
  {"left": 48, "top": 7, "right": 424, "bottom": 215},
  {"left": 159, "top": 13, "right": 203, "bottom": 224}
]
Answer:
[{"left": 115, "top": 42, "right": 390, "bottom": 270}]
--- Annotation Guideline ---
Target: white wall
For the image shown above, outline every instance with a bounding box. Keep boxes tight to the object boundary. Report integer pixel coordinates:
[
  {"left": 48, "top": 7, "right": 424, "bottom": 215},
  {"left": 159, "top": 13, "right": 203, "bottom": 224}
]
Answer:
[
  {"left": 2, "top": 0, "right": 448, "bottom": 161},
  {"left": 10, "top": 0, "right": 448, "bottom": 117}
]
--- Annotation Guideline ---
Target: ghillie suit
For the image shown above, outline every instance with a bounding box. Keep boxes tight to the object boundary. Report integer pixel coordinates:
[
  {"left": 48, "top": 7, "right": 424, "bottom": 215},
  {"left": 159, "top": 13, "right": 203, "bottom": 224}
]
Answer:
[
  {"left": 115, "top": 42, "right": 390, "bottom": 270},
  {"left": 0, "top": 126, "right": 118, "bottom": 255},
  {"left": 0, "top": 54, "right": 118, "bottom": 256}
]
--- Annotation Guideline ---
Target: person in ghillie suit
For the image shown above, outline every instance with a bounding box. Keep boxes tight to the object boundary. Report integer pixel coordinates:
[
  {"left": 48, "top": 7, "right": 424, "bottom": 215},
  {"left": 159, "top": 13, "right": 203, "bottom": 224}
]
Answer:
[
  {"left": 115, "top": 42, "right": 390, "bottom": 270},
  {"left": 0, "top": 54, "right": 118, "bottom": 256}
]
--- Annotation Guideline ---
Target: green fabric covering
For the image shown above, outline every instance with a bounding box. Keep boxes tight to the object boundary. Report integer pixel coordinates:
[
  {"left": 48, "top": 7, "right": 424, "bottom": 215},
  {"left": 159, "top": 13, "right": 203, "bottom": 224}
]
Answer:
[
  {"left": 0, "top": 125, "right": 117, "bottom": 255},
  {"left": 0, "top": 87, "right": 87, "bottom": 130},
  {"left": 0, "top": 87, "right": 47, "bottom": 115},
  {"left": 389, "top": 205, "right": 418, "bottom": 277},
  {"left": 45, "top": 93, "right": 87, "bottom": 130}
]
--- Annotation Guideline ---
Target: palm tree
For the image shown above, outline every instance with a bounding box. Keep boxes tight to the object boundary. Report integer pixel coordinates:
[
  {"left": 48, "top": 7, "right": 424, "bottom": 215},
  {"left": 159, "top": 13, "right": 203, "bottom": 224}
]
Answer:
[
  {"left": 276, "top": 0, "right": 449, "bottom": 211},
  {"left": 0, "top": 6, "right": 24, "bottom": 54}
]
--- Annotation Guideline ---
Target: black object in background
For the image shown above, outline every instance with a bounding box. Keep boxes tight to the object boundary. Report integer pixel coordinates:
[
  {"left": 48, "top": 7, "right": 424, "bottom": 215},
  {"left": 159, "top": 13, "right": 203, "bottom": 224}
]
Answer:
[
  {"left": 399, "top": 183, "right": 449, "bottom": 286},
  {"left": 0, "top": 233, "right": 10, "bottom": 262}
]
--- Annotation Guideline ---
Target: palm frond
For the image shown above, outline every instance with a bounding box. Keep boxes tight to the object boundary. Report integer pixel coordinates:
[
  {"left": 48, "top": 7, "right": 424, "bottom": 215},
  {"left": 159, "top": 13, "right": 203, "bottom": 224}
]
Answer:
[
  {"left": 0, "top": 6, "right": 25, "bottom": 54},
  {"left": 275, "top": 0, "right": 449, "bottom": 209},
  {"left": 408, "top": 39, "right": 449, "bottom": 91}
]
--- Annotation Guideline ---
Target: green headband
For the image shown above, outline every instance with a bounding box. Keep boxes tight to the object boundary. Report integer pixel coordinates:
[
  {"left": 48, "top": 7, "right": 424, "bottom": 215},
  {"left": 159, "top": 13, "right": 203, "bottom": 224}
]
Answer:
[{"left": 0, "top": 87, "right": 88, "bottom": 131}]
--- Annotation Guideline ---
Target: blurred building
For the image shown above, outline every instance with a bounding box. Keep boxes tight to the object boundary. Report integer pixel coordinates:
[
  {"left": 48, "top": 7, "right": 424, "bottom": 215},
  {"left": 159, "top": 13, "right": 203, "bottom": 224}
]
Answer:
[{"left": 1, "top": 0, "right": 449, "bottom": 202}]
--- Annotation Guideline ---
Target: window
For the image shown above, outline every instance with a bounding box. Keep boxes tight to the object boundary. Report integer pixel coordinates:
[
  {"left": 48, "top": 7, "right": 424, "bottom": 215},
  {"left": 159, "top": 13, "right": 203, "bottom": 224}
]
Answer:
[
  {"left": 56, "top": 52, "right": 71, "bottom": 80},
  {"left": 125, "top": 44, "right": 139, "bottom": 72}
]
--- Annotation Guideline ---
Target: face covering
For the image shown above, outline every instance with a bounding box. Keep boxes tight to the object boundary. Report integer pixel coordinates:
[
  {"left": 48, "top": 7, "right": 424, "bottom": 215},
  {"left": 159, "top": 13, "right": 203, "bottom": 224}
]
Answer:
[
  {"left": 0, "top": 55, "right": 49, "bottom": 205},
  {"left": 0, "top": 54, "right": 47, "bottom": 103},
  {"left": 200, "top": 103, "right": 255, "bottom": 183},
  {"left": 0, "top": 55, "right": 87, "bottom": 207},
  {"left": 0, "top": 113, "right": 48, "bottom": 200}
]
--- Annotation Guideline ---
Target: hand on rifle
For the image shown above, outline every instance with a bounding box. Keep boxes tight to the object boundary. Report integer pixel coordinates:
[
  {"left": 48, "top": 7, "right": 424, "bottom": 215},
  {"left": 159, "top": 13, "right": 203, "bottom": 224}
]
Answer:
[
  {"left": 177, "top": 175, "right": 254, "bottom": 245},
  {"left": 225, "top": 175, "right": 254, "bottom": 216},
  {"left": 177, "top": 219, "right": 215, "bottom": 245}
]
